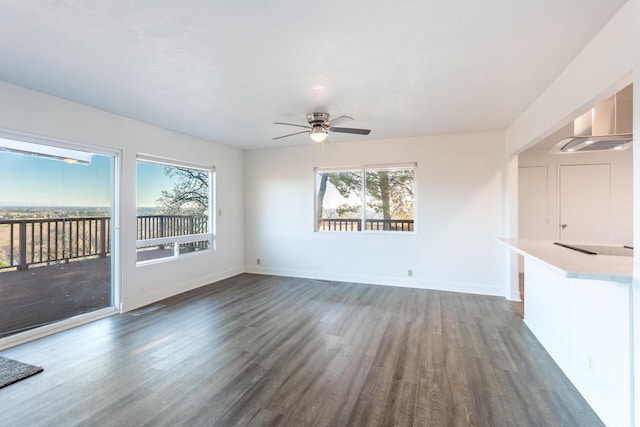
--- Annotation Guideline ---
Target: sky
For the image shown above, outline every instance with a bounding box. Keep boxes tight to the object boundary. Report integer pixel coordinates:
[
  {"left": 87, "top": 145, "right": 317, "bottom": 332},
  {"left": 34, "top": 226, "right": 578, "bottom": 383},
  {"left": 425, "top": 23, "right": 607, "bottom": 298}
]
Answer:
[
  {"left": 0, "top": 149, "right": 177, "bottom": 208},
  {"left": 136, "top": 162, "right": 180, "bottom": 207}
]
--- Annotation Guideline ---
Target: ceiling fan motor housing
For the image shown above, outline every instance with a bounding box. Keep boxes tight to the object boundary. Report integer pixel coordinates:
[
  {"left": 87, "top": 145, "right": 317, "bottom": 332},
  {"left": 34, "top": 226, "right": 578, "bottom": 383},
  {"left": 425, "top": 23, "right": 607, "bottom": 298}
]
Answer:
[{"left": 306, "top": 112, "right": 330, "bottom": 126}]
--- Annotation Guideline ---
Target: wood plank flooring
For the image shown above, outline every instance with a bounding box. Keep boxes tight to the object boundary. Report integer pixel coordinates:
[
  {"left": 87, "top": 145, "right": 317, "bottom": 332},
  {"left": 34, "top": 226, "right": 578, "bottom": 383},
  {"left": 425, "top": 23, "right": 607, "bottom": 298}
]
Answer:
[
  {"left": 0, "top": 258, "right": 111, "bottom": 337},
  {"left": 0, "top": 274, "right": 603, "bottom": 426}
]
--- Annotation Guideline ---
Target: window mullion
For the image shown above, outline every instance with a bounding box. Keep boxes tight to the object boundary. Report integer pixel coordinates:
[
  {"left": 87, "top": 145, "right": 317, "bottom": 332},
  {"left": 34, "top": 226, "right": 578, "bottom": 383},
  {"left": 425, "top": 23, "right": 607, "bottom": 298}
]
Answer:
[{"left": 361, "top": 168, "right": 366, "bottom": 232}]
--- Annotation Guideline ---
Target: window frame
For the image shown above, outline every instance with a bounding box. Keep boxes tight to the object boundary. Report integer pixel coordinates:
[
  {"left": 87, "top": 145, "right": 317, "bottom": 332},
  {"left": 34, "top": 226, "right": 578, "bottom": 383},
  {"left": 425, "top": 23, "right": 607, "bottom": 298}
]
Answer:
[
  {"left": 314, "top": 163, "right": 416, "bottom": 233},
  {"left": 0, "top": 128, "right": 122, "bottom": 312},
  {"left": 135, "top": 154, "right": 215, "bottom": 265}
]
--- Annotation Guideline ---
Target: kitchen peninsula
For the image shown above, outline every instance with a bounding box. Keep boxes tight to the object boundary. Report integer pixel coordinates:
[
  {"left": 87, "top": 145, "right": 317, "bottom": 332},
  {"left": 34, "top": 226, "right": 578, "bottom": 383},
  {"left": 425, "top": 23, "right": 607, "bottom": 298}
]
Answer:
[{"left": 500, "top": 238, "right": 632, "bottom": 427}]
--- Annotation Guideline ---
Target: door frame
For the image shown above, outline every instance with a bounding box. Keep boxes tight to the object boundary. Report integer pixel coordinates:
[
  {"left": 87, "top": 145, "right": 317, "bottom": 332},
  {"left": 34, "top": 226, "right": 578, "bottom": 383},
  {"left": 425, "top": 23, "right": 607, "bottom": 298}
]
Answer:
[{"left": 0, "top": 128, "right": 121, "bottom": 350}]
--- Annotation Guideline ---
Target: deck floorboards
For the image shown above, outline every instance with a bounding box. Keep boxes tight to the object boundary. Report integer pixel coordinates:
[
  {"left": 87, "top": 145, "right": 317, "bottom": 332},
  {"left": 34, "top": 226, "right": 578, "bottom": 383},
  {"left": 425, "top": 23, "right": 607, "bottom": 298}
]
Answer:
[{"left": 0, "top": 258, "right": 111, "bottom": 338}]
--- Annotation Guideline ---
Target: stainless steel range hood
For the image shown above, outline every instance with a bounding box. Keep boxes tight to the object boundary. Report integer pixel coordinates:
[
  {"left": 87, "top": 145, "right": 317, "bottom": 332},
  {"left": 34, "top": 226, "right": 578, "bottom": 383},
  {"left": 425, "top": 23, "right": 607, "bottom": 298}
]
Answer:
[{"left": 549, "top": 84, "right": 633, "bottom": 154}]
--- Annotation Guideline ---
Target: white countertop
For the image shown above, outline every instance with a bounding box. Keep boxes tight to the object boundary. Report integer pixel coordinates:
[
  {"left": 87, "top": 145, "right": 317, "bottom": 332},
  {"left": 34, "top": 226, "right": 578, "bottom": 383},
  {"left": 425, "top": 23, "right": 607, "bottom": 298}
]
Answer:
[{"left": 498, "top": 238, "right": 633, "bottom": 283}]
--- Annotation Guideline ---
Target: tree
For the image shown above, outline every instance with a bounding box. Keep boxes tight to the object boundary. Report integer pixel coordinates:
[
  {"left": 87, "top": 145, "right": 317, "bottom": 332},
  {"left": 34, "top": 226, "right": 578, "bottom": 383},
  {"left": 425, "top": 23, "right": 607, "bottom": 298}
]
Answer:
[
  {"left": 316, "top": 171, "right": 363, "bottom": 229},
  {"left": 329, "top": 171, "right": 362, "bottom": 201},
  {"left": 316, "top": 169, "right": 413, "bottom": 221},
  {"left": 157, "top": 167, "right": 209, "bottom": 215},
  {"left": 316, "top": 172, "right": 329, "bottom": 223},
  {"left": 364, "top": 169, "right": 414, "bottom": 220}
]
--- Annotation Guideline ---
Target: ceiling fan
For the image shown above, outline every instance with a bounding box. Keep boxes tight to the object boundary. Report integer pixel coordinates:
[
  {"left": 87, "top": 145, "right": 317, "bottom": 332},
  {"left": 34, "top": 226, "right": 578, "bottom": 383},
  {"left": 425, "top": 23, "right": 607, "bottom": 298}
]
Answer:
[{"left": 273, "top": 112, "right": 371, "bottom": 143}]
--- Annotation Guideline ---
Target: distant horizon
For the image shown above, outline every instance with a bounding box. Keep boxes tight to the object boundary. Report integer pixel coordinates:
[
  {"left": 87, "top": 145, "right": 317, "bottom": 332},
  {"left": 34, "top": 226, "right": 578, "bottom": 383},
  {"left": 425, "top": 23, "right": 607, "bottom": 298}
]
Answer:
[
  {"left": 1, "top": 143, "right": 181, "bottom": 209},
  {"left": 0, "top": 204, "right": 111, "bottom": 208},
  {"left": 0, "top": 204, "right": 162, "bottom": 209},
  {"left": 0, "top": 205, "right": 168, "bottom": 220},
  {"left": 0, "top": 203, "right": 163, "bottom": 210}
]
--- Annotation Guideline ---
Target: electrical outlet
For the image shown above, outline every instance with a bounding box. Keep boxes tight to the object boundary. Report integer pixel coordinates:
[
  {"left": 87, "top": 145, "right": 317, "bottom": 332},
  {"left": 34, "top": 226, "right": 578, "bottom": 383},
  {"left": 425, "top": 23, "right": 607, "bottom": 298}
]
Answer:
[
  {"left": 257, "top": 258, "right": 261, "bottom": 265},
  {"left": 408, "top": 269, "right": 413, "bottom": 277}
]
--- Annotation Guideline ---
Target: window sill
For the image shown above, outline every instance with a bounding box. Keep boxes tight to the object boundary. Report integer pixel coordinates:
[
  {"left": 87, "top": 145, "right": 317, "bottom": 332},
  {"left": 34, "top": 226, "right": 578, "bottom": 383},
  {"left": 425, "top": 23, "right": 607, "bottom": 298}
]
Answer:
[{"left": 136, "top": 247, "right": 213, "bottom": 267}]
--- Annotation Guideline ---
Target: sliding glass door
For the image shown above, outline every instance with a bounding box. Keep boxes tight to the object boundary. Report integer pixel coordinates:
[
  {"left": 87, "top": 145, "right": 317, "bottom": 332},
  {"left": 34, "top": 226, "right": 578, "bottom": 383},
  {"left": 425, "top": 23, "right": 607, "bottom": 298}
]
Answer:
[{"left": 0, "top": 135, "right": 117, "bottom": 338}]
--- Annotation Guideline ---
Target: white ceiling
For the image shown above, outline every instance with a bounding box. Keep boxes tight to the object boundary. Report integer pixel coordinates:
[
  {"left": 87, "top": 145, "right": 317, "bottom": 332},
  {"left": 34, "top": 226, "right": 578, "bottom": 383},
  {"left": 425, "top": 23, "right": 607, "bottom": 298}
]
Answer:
[{"left": 0, "top": 1, "right": 628, "bottom": 150}]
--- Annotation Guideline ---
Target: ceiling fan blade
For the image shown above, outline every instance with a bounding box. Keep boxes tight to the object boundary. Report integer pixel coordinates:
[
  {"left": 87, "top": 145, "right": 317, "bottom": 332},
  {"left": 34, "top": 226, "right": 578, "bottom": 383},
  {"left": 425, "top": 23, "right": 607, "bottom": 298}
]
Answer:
[
  {"left": 326, "top": 115, "right": 353, "bottom": 127},
  {"left": 274, "top": 122, "right": 312, "bottom": 130},
  {"left": 272, "top": 130, "right": 310, "bottom": 140},
  {"left": 328, "top": 127, "right": 371, "bottom": 135}
]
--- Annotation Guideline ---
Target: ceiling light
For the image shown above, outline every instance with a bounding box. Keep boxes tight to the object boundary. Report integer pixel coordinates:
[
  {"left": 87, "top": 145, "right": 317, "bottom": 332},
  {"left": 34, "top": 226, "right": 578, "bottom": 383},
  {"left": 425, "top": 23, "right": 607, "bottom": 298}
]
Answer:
[{"left": 309, "top": 126, "right": 328, "bottom": 143}]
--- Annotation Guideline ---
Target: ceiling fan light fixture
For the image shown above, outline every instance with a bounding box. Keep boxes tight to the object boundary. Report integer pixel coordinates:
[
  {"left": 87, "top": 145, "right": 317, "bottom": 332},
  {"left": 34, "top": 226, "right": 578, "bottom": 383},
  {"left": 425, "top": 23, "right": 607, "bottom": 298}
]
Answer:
[
  {"left": 273, "top": 112, "right": 370, "bottom": 142},
  {"left": 309, "top": 126, "right": 328, "bottom": 143}
]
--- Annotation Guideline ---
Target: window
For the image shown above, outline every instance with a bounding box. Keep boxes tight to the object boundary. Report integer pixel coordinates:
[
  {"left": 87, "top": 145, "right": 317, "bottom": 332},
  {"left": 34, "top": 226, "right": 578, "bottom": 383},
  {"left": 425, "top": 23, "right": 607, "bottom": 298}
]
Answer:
[
  {"left": 315, "top": 164, "right": 415, "bottom": 232},
  {"left": 136, "top": 155, "right": 214, "bottom": 263}
]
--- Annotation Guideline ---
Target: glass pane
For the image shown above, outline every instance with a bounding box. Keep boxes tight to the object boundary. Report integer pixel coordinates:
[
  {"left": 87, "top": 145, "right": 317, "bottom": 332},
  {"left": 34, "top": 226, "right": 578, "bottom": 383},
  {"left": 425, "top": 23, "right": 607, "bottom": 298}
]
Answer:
[
  {"left": 136, "top": 162, "right": 210, "bottom": 260},
  {"left": 179, "top": 240, "right": 210, "bottom": 255},
  {"left": 136, "top": 243, "right": 175, "bottom": 262},
  {"left": 365, "top": 168, "right": 415, "bottom": 232},
  {"left": 0, "top": 141, "right": 114, "bottom": 338},
  {"left": 316, "top": 170, "right": 362, "bottom": 231}
]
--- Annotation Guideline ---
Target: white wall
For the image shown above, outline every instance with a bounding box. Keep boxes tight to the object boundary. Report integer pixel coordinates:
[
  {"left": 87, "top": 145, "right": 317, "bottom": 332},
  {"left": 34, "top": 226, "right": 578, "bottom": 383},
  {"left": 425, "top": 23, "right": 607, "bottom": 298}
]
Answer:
[
  {"left": 519, "top": 148, "right": 633, "bottom": 244},
  {"left": 506, "top": 0, "right": 638, "bottom": 154},
  {"left": 505, "top": 0, "right": 640, "bottom": 423},
  {"left": 0, "top": 81, "right": 245, "bottom": 312},
  {"left": 244, "top": 131, "right": 507, "bottom": 296}
]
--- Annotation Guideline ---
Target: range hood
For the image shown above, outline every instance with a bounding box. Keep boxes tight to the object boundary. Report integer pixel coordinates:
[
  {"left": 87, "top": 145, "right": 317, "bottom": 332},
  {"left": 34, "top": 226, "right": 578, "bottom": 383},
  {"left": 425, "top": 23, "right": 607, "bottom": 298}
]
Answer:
[{"left": 549, "top": 84, "right": 633, "bottom": 154}]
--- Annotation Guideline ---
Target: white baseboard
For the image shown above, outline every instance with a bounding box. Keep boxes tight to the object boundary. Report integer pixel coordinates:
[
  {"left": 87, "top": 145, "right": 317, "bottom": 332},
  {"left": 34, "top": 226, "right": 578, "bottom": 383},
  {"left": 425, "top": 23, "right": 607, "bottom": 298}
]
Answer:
[
  {"left": 507, "top": 290, "right": 522, "bottom": 301},
  {"left": 121, "top": 266, "right": 244, "bottom": 312},
  {"left": 243, "top": 266, "right": 504, "bottom": 297}
]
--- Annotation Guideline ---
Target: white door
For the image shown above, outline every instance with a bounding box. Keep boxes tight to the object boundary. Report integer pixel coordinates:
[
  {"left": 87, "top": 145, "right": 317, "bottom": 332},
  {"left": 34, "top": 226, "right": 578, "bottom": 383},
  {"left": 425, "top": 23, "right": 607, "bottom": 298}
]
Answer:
[
  {"left": 519, "top": 166, "right": 549, "bottom": 239},
  {"left": 559, "top": 164, "right": 611, "bottom": 242}
]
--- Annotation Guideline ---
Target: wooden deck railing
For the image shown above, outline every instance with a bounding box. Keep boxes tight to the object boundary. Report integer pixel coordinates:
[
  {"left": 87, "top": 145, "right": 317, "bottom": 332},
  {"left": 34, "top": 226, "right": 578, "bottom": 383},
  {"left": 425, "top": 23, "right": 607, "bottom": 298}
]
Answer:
[
  {"left": 0, "top": 215, "right": 207, "bottom": 271},
  {"left": 318, "top": 219, "right": 414, "bottom": 232},
  {"left": 136, "top": 215, "right": 208, "bottom": 241},
  {"left": 0, "top": 217, "right": 111, "bottom": 271}
]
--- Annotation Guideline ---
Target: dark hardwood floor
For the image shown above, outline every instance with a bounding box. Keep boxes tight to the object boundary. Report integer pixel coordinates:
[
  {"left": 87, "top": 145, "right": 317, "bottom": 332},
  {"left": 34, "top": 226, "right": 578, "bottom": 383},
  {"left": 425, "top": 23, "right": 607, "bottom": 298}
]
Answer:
[
  {"left": 0, "top": 274, "right": 603, "bottom": 426},
  {"left": 0, "top": 258, "right": 111, "bottom": 338}
]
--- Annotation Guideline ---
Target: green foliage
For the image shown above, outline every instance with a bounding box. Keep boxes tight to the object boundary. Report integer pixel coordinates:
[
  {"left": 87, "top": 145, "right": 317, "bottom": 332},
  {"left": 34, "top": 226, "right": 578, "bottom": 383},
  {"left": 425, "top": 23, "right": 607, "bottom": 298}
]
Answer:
[
  {"left": 318, "top": 171, "right": 363, "bottom": 220},
  {"left": 328, "top": 172, "right": 362, "bottom": 199},
  {"left": 320, "top": 169, "right": 414, "bottom": 220},
  {"left": 157, "top": 167, "right": 209, "bottom": 215},
  {"left": 336, "top": 203, "right": 361, "bottom": 218},
  {"left": 0, "top": 259, "right": 8, "bottom": 268},
  {"left": 365, "top": 169, "right": 414, "bottom": 219}
]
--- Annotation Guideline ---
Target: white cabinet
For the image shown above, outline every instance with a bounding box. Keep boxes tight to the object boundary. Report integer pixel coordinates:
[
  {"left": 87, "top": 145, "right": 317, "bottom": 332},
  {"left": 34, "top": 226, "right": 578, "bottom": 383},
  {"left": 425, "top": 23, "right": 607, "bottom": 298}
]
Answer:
[{"left": 524, "top": 258, "right": 631, "bottom": 427}]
